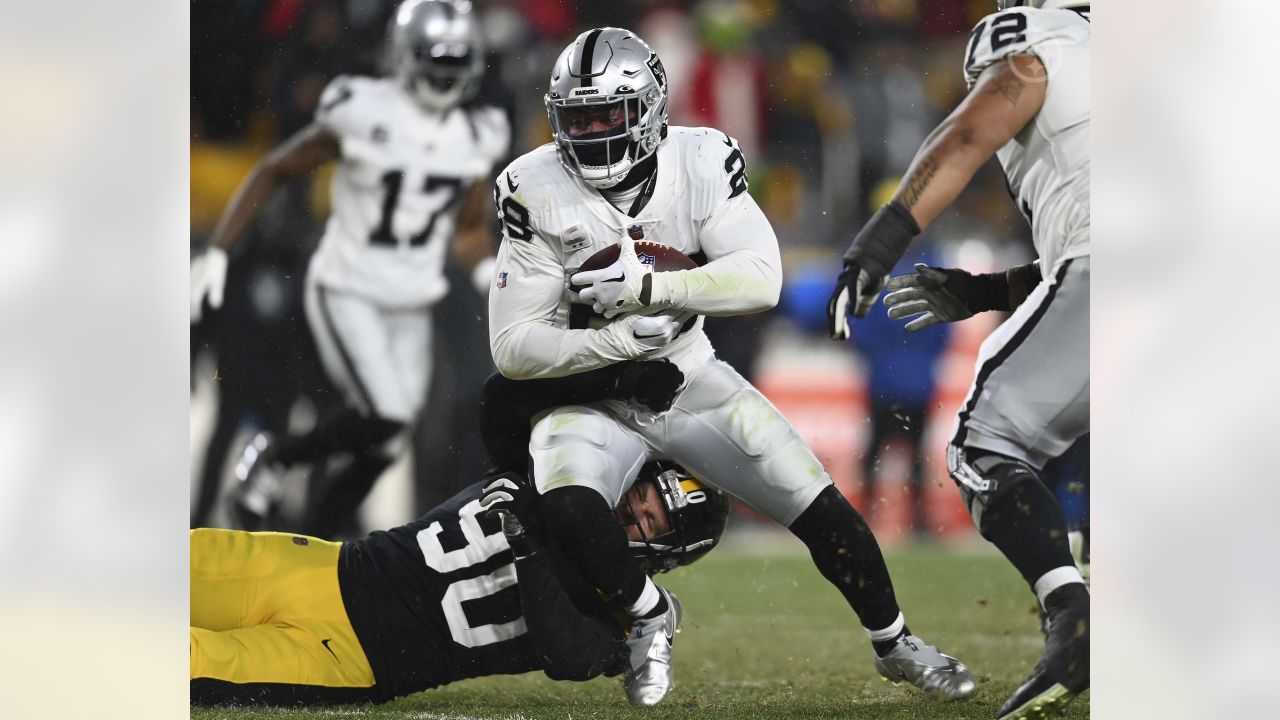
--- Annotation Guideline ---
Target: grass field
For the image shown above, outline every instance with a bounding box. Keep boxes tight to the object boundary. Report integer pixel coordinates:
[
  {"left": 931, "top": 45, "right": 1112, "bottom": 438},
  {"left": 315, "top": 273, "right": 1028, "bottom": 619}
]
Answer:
[{"left": 192, "top": 535, "right": 1088, "bottom": 720}]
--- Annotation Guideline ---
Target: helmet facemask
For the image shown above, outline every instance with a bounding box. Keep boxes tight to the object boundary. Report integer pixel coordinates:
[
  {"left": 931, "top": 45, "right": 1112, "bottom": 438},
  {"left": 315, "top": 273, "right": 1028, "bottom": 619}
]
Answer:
[
  {"left": 548, "top": 88, "right": 666, "bottom": 189},
  {"left": 622, "top": 465, "right": 729, "bottom": 574},
  {"left": 403, "top": 44, "right": 480, "bottom": 110}
]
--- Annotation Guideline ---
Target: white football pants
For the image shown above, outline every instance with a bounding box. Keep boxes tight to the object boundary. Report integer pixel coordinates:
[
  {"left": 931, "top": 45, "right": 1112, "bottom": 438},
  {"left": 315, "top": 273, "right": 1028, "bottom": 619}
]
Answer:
[
  {"left": 528, "top": 359, "right": 832, "bottom": 526},
  {"left": 304, "top": 273, "right": 433, "bottom": 425}
]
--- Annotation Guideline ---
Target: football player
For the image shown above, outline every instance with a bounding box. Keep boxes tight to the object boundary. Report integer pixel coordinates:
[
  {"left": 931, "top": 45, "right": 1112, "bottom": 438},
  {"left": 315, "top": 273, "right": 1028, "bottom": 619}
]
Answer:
[
  {"left": 191, "top": 462, "right": 728, "bottom": 706},
  {"left": 191, "top": 358, "right": 720, "bottom": 706},
  {"left": 826, "top": 2, "right": 1090, "bottom": 718},
  {"left": 489, "top": 28, "right": 975, "bottom": 707},
  {"left": 189, "top": 0, "right": 510, "bottom": 534}
]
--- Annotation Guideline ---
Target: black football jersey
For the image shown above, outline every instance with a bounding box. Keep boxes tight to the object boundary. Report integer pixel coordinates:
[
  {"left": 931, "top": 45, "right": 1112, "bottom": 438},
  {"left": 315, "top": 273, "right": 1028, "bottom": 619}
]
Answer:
[{"left": 337, "top": 482, "right": 621, "bottom": 701}]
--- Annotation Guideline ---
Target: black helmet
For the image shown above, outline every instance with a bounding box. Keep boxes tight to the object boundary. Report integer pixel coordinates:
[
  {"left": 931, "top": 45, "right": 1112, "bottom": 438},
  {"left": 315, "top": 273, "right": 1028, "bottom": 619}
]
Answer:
[{"left": 626, "top": 461, "right": 731, "bottom": 573}]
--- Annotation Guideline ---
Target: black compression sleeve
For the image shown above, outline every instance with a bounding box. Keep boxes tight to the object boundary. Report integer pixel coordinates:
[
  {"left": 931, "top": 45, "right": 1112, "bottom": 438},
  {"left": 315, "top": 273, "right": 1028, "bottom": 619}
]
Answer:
[
  {"left": 515, "top": 550, "right": 627, "bottom": 681},
  {"left": 842, "top": 201, "right": 921, "bottom": 277},
  {"left": 479, "top": 368, "right": 623, "bottom": 472}
]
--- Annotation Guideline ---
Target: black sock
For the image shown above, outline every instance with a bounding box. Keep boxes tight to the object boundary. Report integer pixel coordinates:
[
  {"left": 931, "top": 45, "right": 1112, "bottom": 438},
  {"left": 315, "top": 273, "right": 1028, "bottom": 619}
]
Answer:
[
  {"left": 301, "top": 451, "right": 393, "bottom": 539},
  {"left": 539, "top": 485, "right": 651, "bottom": 612},
  {"left": 871, "top": 625, "right": 913, "bottom": 658},
  {"left": 975, "top": 459, "right": 1077, "bottom": 590},
  {"left": 788, "top": 485, "right": 901, "bottom": 631},
  {"left": 274, "top": 409, "right": 403, "bottom": 468}
]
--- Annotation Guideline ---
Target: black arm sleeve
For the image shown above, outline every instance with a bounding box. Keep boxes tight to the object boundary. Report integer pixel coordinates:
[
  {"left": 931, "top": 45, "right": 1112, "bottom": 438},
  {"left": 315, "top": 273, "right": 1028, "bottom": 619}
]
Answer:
[
  {"left": 479, "top": 366, "right": 623, "bottom": 472},
  {"left": 515, "top": 547, "right": 627, "bottom": 681}
]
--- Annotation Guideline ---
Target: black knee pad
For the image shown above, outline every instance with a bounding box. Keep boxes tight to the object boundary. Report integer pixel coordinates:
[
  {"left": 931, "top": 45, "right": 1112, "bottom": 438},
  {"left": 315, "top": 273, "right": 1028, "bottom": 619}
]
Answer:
[{"left": 947, "top": 446, "right": 1042, "bottom": 531}]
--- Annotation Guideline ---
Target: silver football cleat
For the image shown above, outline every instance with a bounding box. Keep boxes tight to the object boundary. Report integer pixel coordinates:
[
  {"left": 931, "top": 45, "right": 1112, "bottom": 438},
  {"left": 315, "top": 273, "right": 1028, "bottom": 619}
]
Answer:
[
  {"left": 228, "top": 432, "right": 283, "bottom": 530},
  {"left": 873, "top": 633, "right": 976, "bottom": 701},
  {"left": 624, "top": 585, "right": 683, "bottom": 707}
]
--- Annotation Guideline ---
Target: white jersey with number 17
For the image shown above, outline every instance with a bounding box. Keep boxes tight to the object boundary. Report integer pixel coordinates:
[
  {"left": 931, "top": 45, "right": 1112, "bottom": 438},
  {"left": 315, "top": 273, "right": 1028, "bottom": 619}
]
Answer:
[
  {"left": 965, "top": 6, "right": 1090, "bottom": 276},
  {"left": 310, "top": 75, "right": 510, "bottom": 308}
]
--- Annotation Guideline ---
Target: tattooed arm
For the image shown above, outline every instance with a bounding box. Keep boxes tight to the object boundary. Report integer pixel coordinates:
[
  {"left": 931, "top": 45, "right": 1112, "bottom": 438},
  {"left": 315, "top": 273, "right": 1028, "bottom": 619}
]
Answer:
[{"left": 893, "top": 53, "right": 1046, "bottom": 230}]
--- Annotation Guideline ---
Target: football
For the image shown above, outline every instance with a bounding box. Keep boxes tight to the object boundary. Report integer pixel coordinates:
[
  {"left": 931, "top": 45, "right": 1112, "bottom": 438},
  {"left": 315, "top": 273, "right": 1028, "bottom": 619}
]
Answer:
[{"left": 569, "top": 240, "right": 698, "bottom": 297}]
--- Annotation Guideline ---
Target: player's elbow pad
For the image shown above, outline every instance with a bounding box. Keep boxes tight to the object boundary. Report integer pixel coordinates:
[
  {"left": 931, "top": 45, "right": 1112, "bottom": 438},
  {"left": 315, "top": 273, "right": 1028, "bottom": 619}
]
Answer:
[
  {"left": 490, "top": 337, "right": 534, "bottom": 380},
  {"left": 745, "top": 261, "right": 782, "bottom": 312}
]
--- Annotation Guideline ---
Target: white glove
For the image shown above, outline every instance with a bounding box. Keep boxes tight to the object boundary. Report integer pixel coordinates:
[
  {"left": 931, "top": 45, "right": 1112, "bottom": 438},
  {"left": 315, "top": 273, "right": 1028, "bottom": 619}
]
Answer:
[
  {"left": 191, "top": 247, "right": 228, "bottom": 322},
  {"left": 571, "top": 235, "right": 652, "bottom": 319},
  {"left": 610, "top": 312, "right": 688, "bottom": 356}
]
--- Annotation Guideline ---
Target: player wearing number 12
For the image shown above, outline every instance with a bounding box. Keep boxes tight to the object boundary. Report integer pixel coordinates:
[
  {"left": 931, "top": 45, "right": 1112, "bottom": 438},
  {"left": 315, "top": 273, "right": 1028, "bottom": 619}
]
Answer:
[{"left": 189, "top": 0, "right": 510, "bottom": 533}]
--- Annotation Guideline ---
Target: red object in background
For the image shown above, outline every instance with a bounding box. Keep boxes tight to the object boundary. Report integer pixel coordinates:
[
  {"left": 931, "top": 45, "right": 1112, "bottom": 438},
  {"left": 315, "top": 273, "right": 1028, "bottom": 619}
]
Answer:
[
  {"left": 263, "top": 0, "right": 311, "bottom": 39},
  {"left": 518, "top": 0, "right": 580, "bottom": 42},
  {"left": 753, "top": 314, "right": 998, "bottom": 544}
]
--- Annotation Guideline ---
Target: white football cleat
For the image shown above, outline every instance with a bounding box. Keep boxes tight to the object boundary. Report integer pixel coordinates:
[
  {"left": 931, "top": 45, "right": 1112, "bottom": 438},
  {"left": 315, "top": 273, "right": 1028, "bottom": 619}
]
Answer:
[
  {"left": 624, "top": 585, "right": 683, "bottom": 707},
  {"left": 874, "top": 633, "right": 976, "bottom": 702}
]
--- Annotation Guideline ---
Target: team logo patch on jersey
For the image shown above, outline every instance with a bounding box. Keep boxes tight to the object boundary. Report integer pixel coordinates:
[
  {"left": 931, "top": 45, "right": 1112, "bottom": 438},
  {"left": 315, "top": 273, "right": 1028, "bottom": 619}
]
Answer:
[
  {"left": 496, "top": 272, "right": 508, "bottom": 289},
  {"left": 628, "top": 224, "right": 645, "bottom": 240}
]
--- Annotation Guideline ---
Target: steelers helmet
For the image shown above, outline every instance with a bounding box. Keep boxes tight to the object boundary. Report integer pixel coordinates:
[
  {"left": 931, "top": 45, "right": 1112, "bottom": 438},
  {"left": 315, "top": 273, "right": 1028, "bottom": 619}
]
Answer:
[
  {"left": 626, "top": 462, "right": 731, "bottom": 574},
  {"left": 545, "top": 28, "right": 669, "bottom": 189},
  {"left": 385, "top": 0, "right": 485, "bottom": 111},
  {"left": 996, "top": 0, "right": 1091, "bottom": 9}
]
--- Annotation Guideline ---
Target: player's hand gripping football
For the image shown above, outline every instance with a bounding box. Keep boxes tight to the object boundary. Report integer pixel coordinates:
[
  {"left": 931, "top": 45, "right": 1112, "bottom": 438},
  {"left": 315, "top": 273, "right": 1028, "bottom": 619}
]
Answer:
[
  {"left": 480, "top": 469, "right": 538, "bottom": 540},
  {"left": 571, "top": 235, "right": 652, "bottom": 318},
  {"left": 190, "top": 247, "right": 228, "bottom": 322},
  {"left": 883, "top": 264, "right": 978, "bottom": 332}
]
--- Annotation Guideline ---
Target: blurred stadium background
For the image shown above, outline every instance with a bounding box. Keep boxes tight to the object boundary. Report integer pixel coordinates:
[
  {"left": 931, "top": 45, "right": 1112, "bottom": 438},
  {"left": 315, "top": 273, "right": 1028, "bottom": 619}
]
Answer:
[{"left": 189, "top": 0, "right": 1086, "bottom": 543}]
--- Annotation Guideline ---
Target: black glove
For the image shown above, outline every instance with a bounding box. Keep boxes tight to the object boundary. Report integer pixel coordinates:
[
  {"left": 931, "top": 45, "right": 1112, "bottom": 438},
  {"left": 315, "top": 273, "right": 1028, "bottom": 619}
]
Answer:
[
  {"left": 828, "top": 201, "right": 920, "bottom": 339},
  {"left": 610, "top": 359, "right": 685, "bottom": 413},
  {"left": 479, "top": 469, "right": 539, "bottom": 543},
  {"left": 884, "top": 263, "right": 1022, "bottom": 332}
]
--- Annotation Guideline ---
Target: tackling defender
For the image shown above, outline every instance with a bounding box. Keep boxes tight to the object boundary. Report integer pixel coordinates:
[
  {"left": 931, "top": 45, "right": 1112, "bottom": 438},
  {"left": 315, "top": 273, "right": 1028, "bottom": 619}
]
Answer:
[
  {"left": 192, "top": 360, "right": 728, "bottom": 706},
  {"left": 827, "top": 2, "right": 1091, "bottom": 718},
  {"left": 489, "top": 27, "right": 975, "bottom": 707},
  {"left": 191, "top": 463, "right": 727, "bottom": 706},
  {"left": 189, "top": 0, "right": 509, "bottom": 535}
]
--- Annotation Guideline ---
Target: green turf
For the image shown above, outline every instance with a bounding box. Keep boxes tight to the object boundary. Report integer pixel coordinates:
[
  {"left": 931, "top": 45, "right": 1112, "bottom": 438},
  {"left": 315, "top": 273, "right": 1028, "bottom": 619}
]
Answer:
[{"left": 192, "top": 536, "right": 1088, "bottom": 719}]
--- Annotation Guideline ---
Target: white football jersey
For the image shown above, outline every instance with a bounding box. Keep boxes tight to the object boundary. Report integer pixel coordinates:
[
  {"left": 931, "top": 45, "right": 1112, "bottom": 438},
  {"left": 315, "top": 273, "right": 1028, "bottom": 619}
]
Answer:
[
  {"left": 489, "top": 126, "right": 781, "bottom": 382},
  {"left": 965, "top": 6, "right": 1090, "bottom": 275},
  {"left": 309, "top": 75, "right": 510, "bottom": 307}
]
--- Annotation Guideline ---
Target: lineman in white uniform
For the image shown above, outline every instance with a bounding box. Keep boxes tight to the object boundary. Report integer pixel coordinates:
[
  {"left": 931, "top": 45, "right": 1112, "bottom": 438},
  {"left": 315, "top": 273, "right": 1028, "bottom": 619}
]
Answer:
[
  {"left": 190, "top": 0, "right": 509, "bottom": 534},
  {"left": 490, "top": 27, "right": 974, "bottom": 708},
  {"left": 827, "top": 2, "right": 1091, "bottom": 718}
]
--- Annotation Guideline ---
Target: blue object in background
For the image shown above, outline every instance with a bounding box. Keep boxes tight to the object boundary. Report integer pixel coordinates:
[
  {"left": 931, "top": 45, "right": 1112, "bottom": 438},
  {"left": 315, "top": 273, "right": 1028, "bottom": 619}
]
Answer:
[{"left": 780, "top": 246, "right": 952, "bottom": 410}]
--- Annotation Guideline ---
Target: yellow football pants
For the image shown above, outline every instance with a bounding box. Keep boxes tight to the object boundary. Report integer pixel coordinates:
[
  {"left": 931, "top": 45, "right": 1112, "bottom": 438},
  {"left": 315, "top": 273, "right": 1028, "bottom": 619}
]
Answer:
[{"left": 190, "top": 528, "right": 375, "bottom": 690}]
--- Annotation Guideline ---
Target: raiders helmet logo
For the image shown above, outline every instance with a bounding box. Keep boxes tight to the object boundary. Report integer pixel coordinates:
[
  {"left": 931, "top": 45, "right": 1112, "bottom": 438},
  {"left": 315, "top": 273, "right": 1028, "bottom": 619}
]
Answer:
[{"left": 647, "top": 53, "right": 667, "bottom": 90}]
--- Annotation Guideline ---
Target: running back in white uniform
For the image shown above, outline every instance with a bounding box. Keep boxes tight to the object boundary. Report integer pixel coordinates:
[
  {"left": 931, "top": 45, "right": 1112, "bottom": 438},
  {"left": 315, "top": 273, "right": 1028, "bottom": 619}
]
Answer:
[
  {"left": 490, "top": 126, "right": 775, "bottom": 384},
  {"left": 489, "top": 127, "right": 828, "bottom": 524},
  {"left": 312, "top": 75, "right": 510, "bottom": 308},
  {"left": 965, "top": 6, "right": 1090, "bottom": 276}
]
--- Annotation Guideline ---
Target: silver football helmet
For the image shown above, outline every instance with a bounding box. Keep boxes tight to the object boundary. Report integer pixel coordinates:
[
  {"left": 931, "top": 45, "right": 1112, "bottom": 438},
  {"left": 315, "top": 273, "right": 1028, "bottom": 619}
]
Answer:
[
  {"left": 385, "top": 0, "right": 485, "bottom": 112},
  {"left": 997, "top": 0, "right": 1090, "bottom": 9},
  {"left": 545, "top": 28, "right": 669, "bottom": 189}
]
